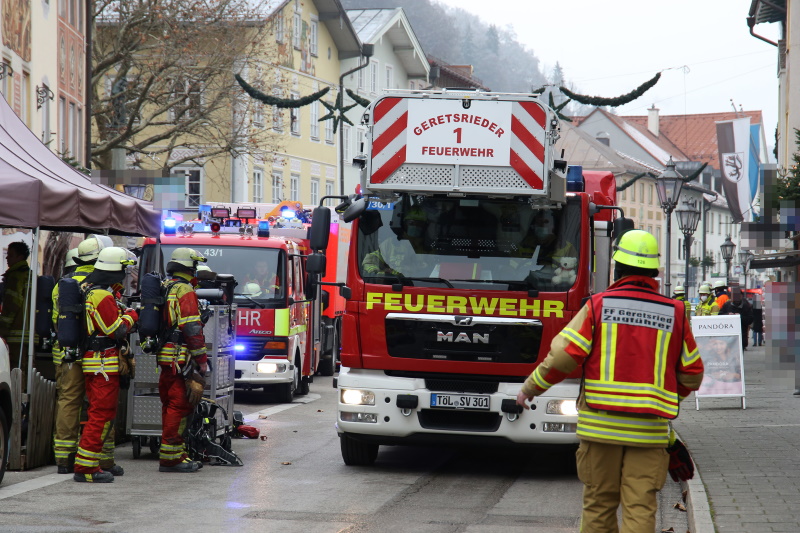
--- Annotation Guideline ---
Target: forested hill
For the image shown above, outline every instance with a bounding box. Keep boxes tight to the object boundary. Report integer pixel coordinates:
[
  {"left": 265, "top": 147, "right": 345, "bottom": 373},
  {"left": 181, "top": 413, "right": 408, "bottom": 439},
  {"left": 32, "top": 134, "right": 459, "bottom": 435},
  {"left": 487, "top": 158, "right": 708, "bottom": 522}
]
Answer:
[{"left": 341, "top": 0, "right": 548, "bottom": 93}]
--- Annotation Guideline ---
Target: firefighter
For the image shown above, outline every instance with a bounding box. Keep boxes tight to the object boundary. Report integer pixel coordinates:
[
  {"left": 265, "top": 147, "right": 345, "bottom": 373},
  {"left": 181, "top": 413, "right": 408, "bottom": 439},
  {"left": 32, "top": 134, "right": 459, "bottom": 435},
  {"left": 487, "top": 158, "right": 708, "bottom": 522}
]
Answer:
[
  {"left": 362, "top": 207, "right": 428, "bottom": 277},
  {"left": 63, "top": 248, "right": 79, "bottom": 277},
  {"left": 157, "top": 247, "right": 209, "bottom": 473},
  {"left": 0, "top": 241, "right": 32, "bottom": 387},
  {"left": 695, "top": 284, "right": 719, "bottom": 316},
  {"left": 73, "top": 247, "right": 138, "bottom": 483},
  {"left": 516, "top": 229, "right": 704, "bottom": 532},
  {"left": 52, "top": 239, "right": 103, "bottom": 474},
  {"left": 713, "top": 279, "right": 730, "bottom": 309},
  {"left": 672, "top": 285, "right": 691, "bottom": 322}
]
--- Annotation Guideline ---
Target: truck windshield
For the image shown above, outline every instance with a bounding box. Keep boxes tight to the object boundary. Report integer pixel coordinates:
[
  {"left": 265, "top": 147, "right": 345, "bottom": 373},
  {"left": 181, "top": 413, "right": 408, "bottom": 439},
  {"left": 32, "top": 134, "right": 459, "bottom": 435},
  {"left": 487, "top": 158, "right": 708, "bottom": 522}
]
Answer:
[
  {"left": 141, "top": 244, "right": 284, "bottom": 303},
  {"left": 357, "top": 196, "right": 581, "bottom": 292}
]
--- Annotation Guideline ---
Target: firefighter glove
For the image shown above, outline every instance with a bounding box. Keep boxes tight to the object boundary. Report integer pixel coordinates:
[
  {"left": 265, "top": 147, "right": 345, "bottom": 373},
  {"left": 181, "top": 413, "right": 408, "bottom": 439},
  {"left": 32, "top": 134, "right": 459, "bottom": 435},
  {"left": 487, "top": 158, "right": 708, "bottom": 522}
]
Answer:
[
  {"left": 667, "top": 438, "right": 695, "bottom": 482},
  {"left": 185, "top": 371, "right": 206, "bottom": 407},
  {"left": 124, "top": 308, "right": 139, "bottom": 324}
]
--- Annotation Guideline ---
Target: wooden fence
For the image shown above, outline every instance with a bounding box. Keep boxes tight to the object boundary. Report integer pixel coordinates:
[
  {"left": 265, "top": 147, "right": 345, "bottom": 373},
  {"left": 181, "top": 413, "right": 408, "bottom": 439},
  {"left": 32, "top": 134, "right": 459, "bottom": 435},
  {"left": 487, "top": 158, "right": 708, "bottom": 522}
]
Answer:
[{"left": 8, "top": 369, "right": 56, "bottom": 471}]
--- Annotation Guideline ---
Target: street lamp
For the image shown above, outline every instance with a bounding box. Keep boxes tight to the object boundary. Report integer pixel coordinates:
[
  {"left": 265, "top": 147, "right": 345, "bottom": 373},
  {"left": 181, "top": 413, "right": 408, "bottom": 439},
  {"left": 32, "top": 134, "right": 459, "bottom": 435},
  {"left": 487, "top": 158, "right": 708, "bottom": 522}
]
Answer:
[
  {"left": 720, "top": 235, "right": 736, "bottom": 283},
  {"left": 676, "top": 198, "right": 701, "bottom": 299},
  {"left": 655, "top": 156, "right": 684, "bottom": 296},
  {"left": 738, "top": 250, "right": 753, "bottom": 289}
]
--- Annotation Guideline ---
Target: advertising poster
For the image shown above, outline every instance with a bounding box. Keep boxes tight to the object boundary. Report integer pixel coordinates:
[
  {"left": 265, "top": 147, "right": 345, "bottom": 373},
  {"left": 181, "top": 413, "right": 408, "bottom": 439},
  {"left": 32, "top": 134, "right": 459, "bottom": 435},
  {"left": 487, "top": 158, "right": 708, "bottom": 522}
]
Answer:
[{"left": 691, "top": 315, "right": 745, "bottom": 409}]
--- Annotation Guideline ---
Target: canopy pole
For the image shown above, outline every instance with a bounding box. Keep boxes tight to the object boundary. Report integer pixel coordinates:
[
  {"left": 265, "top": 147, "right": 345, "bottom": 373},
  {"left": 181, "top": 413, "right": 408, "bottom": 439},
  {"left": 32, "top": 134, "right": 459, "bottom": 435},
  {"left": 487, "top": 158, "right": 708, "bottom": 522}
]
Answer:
[{"left": 26, "top": 227, "right": 40, "bottom": 393}]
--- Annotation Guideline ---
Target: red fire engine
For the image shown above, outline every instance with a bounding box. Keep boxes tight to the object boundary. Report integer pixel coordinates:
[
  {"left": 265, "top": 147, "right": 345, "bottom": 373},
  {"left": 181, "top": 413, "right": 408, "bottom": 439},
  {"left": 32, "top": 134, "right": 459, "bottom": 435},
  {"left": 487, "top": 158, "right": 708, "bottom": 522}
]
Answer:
[
  {"left": 141, "top": 202, "right": 349, "bottom": 402},
  {"left": 307, "top": 90, "right": 623, "bottom": 465}
]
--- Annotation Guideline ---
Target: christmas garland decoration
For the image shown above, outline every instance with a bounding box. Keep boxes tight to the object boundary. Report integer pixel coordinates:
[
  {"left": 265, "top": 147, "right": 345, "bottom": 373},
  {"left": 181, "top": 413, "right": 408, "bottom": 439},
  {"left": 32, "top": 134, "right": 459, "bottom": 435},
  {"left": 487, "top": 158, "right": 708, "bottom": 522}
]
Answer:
[
  {"left": 321, "top": 93, "right": 358, "bottom": 134},
  {"left": 560, "top": 72, "right": 661, "bottom": 107},
  {"left": 616, "top": 162, "right": 707, "bottom": 192},
  {"left": 346, "top": 88, "right": 371, "bottom": 108},
  {"left": 235, "top": 74, "right": 330, "bottom": 108}
]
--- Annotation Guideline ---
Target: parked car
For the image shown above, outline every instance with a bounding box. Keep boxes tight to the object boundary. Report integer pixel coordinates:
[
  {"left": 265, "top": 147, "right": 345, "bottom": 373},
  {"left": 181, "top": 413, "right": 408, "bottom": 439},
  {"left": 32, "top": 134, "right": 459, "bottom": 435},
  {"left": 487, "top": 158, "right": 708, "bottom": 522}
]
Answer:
[{"left": 0, "top": 339, "right": 11, "bottom": 484}]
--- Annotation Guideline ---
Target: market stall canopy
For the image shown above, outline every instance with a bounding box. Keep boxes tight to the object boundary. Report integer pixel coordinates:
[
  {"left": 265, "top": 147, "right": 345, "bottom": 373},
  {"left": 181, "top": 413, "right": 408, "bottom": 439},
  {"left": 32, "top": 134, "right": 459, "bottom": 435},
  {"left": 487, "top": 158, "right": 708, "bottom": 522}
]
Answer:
[{"left": 0, "top": 95, "right": 160, "bottom": 236}]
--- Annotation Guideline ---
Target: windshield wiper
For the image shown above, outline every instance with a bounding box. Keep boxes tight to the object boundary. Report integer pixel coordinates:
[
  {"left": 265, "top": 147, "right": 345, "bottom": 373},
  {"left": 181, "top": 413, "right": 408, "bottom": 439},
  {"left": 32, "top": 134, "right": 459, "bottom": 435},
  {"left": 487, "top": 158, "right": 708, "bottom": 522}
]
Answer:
[
  {"left": 362, "top": 274, "right": 454, "bottom": 288},
  {"left": 234, "top": 293, "right": 265, "bottom": 308}
]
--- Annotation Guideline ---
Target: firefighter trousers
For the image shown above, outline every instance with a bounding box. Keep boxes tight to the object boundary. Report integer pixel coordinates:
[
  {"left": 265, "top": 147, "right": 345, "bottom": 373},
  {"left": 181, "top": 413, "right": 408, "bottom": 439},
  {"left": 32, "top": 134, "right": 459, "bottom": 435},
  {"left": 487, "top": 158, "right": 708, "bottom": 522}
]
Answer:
[
  {"left": 575, "top": 439, "right": 669, "bottom": 533},
  {"left": 53, "top": 362, "right": 85, "bottom": 466},
  {"left": 158, "top": 368, "right": 193, "bottom": 467},
  {"left": 74, "top": 373, "right": 119, "bottom": 475}
]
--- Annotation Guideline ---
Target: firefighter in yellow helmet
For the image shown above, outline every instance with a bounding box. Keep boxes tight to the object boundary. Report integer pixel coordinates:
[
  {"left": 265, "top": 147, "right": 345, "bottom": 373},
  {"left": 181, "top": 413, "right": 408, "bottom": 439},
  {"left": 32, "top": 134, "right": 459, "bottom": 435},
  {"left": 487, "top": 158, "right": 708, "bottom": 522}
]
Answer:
[
  {"left": 695, "top": 284, "right": 720, "bottom": 316},
  {"left": 157, "top": 247, "right": 208, "bottom": 473},
  {"left": 516, "top": 229, "right": 704, "bottom": 532},
  {"left": 73, "top": 247, "right": 138, "bottom": 483},
  {"left": 52, "top": 238, "right": 107, "bottom": 475},
  {"left": 672, "top": 285, "right": 691, "bottom": 322}
]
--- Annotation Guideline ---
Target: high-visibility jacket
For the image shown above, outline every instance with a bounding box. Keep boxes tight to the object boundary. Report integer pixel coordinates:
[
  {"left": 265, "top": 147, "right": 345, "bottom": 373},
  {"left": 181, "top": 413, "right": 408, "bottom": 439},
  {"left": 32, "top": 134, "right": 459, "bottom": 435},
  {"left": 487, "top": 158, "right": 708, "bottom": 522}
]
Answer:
[
  {"left": 51, "top": 265, "right": 94, "bottom": 364},
  {"left": 362, "top": 238, "right": 428, "bottom": 277},
  {"left": 522, "top": 275, "right": 704, "bottom": 447},
  {"left": 81, "top": 285, "right": 136, "bottom": 376},
  {"left": 674, "top": 295, "right": 691, "bottom": 322},
  {"left": 0, "top": 260, "right": 31, "bottom": 345},
  {"left": 695, "top": 298, "right": 719, "bottom": 316},
  {"left": 157, "top": 272, "right": 207, "bottom": 369},
  {"left": 715, "top": 292, "right": 729, "bottom": 309}
]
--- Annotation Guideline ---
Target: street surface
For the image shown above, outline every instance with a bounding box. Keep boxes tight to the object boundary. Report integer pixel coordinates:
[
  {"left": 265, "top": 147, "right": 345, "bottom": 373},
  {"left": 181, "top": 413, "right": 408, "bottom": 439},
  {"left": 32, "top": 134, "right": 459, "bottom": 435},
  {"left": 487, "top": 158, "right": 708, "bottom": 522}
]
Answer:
[{"left": 0, "top": 377, "right": 688, "bottom": 532}]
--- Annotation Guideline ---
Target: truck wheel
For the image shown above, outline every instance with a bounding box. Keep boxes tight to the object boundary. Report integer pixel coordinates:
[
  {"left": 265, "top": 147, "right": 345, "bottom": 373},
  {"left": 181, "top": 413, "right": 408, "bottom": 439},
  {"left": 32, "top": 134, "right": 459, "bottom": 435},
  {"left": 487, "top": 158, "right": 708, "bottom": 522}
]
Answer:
[
  {"left": 340, "top": 433, "right": 379, "bottom": 466},
  {"left": 318, "top": 356, "right": 334, "bottom": 377},
  {"left": 296, "top": 355, "right": 310, "bottom": 396},
  {"left": 278, "top": 364, "right": 299, "bottom": 403},
  {"left": 132, "top": 437, "right": 141, "bottom": 459},
  {"left": 0, "top": 408, "right": 8, "bottom": 485}
]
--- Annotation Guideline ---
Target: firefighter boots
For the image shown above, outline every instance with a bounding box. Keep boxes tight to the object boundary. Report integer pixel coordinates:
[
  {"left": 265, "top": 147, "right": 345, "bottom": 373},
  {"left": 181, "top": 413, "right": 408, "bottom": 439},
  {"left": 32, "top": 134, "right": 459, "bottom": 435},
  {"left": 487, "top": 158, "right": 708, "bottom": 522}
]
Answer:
[
  {"left": 159, "top": 459, "right": 200, "bottom": 473},
  {"left": 105, "top": 464, "right": 124, "bottom": 476},
  {"left": 73, "top": 471, "right": 114, "bottom": 483}
]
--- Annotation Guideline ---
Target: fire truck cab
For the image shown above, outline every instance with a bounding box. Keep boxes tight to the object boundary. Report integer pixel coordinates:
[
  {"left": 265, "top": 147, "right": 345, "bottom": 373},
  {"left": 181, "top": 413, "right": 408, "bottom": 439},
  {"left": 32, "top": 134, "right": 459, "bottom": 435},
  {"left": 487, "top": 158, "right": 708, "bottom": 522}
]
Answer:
[{"left": 308, "top": 90, "right": 623, "bottom": 465}]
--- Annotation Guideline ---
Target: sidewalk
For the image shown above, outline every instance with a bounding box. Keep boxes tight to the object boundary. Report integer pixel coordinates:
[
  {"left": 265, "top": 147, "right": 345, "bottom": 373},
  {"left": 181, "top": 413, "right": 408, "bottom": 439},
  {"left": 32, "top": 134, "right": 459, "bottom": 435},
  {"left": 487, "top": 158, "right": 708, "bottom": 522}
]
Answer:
[{"left": 675, "top": 343, "right": 800, "bottom": 533}]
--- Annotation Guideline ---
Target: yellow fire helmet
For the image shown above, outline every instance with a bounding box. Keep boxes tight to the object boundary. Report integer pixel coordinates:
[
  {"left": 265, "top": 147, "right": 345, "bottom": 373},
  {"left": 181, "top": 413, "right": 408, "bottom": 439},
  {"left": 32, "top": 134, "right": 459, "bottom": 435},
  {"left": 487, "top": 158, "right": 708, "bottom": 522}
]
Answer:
[
  {"left": 612, "top": 229, "right": 660, "bottom": 269},
  {"left": 64, "top": 248, "right": 79, "bottom": 269},
  {"left": 170, "top": 247, "right": 207, "bottom": 268},
  {"left": 94, "top": 247, "right": 136, "bottom": 272}
]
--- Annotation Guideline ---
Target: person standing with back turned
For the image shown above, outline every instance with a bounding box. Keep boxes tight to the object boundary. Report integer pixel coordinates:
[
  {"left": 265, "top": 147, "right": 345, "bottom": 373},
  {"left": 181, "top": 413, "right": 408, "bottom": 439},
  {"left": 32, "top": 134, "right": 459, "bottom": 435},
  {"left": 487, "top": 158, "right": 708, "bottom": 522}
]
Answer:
[
  {"left": 516, "top": 229, "right": 705, "bottom": 533},
  {"left": 157, "top": 247, "right": 209, "bottom": 473}
]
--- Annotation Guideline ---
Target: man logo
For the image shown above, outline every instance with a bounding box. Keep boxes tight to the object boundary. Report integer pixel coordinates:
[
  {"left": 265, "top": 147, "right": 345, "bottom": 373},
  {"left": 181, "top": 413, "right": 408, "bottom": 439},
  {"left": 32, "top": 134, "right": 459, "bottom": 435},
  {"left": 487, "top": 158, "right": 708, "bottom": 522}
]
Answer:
[{"left": 436, "top": 331, "right": 489, "bottom": 343}]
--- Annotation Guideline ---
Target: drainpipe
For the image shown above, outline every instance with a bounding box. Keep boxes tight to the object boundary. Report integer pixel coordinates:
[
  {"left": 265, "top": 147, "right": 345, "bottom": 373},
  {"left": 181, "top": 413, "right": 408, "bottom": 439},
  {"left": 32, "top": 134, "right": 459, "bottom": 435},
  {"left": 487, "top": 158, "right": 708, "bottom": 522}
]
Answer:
[{"left": 338, "top": 44, "right": 373, "bottom": 196}]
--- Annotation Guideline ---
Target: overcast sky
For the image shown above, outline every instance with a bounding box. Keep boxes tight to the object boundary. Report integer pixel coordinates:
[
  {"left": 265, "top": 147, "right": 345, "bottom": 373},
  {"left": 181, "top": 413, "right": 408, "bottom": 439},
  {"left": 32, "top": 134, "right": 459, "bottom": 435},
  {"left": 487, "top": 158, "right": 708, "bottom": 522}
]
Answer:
[{"left": 436, "top": 0, "right": 780, "bottom": 155}]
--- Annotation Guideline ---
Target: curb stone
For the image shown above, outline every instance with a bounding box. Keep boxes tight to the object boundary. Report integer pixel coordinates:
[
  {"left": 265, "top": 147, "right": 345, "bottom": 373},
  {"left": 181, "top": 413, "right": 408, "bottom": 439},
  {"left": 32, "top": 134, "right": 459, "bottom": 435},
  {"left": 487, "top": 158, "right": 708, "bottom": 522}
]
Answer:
[{"left": 682, "top": 464, "right": 715, "bottom": 533}]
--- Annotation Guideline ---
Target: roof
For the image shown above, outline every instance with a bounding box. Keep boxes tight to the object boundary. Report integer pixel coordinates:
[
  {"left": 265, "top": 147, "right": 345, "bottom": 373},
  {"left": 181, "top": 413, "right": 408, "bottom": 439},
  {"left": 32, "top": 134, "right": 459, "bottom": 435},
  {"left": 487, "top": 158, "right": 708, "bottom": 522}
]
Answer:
[
  {"left": 621, "top": 110, "right": 763, "bottom": 168},
  {"left": 749, "top": 0, "right": 786, "bottom": 24},
  {"left": 579, "top": 108, "right": 689, "bottom": 166},
  {"left": 555, "top": 121, "right": 653, "bottom": 175},
  {"left": 428, "top": 55, "right": 490, "bottom": 91},
  {"left": 346, "top": 8, "right": 429, "bottom": 77}
]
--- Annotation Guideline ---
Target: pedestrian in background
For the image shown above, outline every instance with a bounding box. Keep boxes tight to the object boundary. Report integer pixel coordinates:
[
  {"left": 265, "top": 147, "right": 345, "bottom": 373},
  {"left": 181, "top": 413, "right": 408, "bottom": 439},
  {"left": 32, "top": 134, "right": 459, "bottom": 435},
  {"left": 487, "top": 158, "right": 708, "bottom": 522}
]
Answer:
[
  {"left": 751, "top": 295, "right": 764, "bottom": 347},
  {"left": 0, "top": 241, "right": 32, "bottom": 386},
  {"left": 720, "top": 287, "right": 753, "bottom": 351},
  {"left": 516, "top": 230, "right": 704, "bottom": 532}
]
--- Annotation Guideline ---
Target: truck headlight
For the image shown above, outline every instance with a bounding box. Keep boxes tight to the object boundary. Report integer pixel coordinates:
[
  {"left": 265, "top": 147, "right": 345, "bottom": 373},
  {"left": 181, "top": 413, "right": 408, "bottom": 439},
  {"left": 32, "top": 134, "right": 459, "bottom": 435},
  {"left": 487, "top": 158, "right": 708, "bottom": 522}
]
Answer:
[
  {"left": 256, "top": 362, "right": 286, "bottom": 374},
  {"left": 546, "top": 399, "right": 578, "bottom": 416},
  {"left": 340, "top": 389, "right": 375, "bottom": 406}
]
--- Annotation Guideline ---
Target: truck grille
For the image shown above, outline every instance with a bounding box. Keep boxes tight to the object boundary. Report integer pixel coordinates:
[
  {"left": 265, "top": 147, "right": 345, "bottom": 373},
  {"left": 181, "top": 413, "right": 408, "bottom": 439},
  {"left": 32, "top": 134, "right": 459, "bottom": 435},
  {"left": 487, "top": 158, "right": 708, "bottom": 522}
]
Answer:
[
  {"left": 385, "top": 317, "right": 542, "bottom": 364},
  {"left": 418, "top": 409, "right": 502, "bottom": 432}
]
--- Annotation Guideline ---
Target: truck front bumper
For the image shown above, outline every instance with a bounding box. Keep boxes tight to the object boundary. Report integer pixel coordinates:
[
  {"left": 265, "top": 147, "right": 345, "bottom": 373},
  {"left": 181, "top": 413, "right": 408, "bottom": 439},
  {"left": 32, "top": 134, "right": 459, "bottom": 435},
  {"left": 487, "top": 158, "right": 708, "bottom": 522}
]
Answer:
[
  {"left": 335, "top": 368, "right": 580, "bottom": 445},
  {"left": 234, "top": 359, "right": 293, "bottom": 386}
]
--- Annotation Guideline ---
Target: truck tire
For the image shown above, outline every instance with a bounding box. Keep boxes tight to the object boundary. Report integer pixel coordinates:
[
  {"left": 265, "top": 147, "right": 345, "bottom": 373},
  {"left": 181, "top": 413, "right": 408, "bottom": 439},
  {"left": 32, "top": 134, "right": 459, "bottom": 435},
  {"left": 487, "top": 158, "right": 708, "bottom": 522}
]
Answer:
[
  {"left": 278, "top": 363, "right": 299, "bottom": 403},
  {"left": 318, "top": 326, "right": 337, "bottom": 376},
  {"left": 296, "top": 355, "right": 310, "bottom": 396},
  {"left": 0, "top": 408, "right": 8, "bottom": 485},
  {"left": 340, "top": 433, "right": 379, "bottom": 466}
]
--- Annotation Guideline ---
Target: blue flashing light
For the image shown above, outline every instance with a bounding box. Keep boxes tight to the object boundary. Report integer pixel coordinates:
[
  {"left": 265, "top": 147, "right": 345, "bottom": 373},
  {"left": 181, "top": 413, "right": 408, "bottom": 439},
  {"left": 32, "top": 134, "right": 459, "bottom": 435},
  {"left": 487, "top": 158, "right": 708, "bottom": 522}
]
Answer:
[
  {"left": 163, "top": 217, "right": 177, "bottom": 235},
  {"left": 566, "top": 165, "right": 584, "bottom": 192},
  {"left": 257, "top": 220, "right": 271, "bottom": 238},
  {"left": 235, "top": 344, "right": 246, "bottom": 352},
  {"left": 280, "top": 207, "right": 296, "bottom": 219}
]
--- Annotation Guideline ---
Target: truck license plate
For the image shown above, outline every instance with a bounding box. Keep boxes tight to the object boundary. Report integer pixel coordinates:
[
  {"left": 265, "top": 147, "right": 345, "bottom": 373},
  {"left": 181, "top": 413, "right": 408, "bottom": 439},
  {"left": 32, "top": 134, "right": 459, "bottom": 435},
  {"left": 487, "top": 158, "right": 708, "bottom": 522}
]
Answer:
[{"left": 430, "top": 393, "right": 490, "bottom": 410}]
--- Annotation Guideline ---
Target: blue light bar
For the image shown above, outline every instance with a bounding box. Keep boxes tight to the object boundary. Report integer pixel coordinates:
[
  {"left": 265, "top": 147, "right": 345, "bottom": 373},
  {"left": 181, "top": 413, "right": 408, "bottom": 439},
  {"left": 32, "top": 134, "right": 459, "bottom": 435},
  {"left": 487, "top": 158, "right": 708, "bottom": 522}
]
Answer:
[
  {"left": 235, "top": 344, "right": 246, "bottom": 351},
  {"left": 163, "top": 217, "right": 177, "bottom": 235}
]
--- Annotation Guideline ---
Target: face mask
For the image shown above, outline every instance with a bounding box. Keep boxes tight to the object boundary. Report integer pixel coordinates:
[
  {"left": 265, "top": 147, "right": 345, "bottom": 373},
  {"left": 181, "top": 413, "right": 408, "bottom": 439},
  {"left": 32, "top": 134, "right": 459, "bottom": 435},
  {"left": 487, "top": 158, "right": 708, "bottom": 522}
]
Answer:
[{"left": 700, "top": 295, "right": 708, "bottom": 302}]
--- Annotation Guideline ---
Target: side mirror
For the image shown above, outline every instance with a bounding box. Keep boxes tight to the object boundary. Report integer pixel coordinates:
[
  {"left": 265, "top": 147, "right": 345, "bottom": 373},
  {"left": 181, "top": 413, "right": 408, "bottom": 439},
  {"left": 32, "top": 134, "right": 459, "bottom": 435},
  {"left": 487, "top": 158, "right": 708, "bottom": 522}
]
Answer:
[
  {"left": 342, "top": 197, "right": 367, "bottom": 223},
  {"left": 612, "top": 217, "right": 635, "bottom": 243},
  {"left": 307, "top": 253, "right": 327, "bottom": 275},
  {"left": 309, "top": 207, "right": 331, "bottom": 250}
]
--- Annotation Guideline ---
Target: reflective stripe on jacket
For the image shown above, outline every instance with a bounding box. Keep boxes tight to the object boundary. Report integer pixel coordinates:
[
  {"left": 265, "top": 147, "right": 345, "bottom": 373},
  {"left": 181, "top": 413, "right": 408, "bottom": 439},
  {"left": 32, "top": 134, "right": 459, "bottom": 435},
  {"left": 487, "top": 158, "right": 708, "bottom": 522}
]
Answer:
[
  {"left": 695, "top": 299, "right": 719, "bottom": 316},
  {"left": 522, "top": 275, "right": 705, "bottom": 447},
  {"left": 157, "top": 272, "right": 207, "bottom": 368},
  {"left": 81, "top": 286, "right": 133, "bottom": 375}
]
